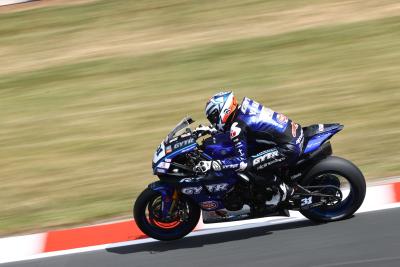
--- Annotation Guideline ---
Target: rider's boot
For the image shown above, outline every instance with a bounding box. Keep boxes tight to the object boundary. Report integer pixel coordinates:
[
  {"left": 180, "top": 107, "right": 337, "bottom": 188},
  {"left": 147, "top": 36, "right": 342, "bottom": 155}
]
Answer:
[
  {"left": 265, "top": 182, "right": 294, "bottom": 217},
  {"left": 266, "top": 182, "right": 294, "bottom": 205}
]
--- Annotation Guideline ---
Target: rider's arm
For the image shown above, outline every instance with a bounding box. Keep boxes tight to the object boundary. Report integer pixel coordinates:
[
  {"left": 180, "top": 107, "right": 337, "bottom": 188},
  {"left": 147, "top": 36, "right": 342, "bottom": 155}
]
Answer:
[{"left": 219, "top": 120, "right": 249, "bottom": 171}]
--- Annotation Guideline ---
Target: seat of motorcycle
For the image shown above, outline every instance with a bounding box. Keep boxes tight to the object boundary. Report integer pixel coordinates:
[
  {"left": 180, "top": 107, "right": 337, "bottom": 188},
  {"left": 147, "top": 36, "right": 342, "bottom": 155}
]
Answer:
[{"left": 302, "top": 123, "right": 342, "bottom": 145}]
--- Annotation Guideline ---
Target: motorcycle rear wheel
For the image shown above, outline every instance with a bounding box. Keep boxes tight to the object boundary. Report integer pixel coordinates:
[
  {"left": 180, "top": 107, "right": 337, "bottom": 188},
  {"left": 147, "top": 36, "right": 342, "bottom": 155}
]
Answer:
[
  {"left": 133, "top": 188, "right": 200, "bottom": 241},
  {"left": 300, "top": 156, "right": 366, "bottom": 222}
]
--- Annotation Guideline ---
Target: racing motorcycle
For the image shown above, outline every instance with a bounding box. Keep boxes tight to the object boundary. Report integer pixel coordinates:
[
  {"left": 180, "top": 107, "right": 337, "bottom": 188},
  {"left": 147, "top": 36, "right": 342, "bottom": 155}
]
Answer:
[{"left": 133, "top": 117, "right": 366, "bottom": 241}]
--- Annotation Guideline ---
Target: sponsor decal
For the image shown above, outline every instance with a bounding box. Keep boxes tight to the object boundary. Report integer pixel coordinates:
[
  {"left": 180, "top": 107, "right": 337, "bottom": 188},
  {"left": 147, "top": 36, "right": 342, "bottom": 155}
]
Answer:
[
  {"left": 261, "top": 107, "right": 274, "bottom": 119},
  {"left": 153, "top": 143, "right": 166, "bottom": 164},
  {"left": 290, "top": 173, "right": 302, "bottom": 180},
  {"left": 157, "top": 162, "right": 170, "bottom": 169},
  {"left": 224, "top": 163, "right": 239, "bottom": 169},
  {"left": 256, "top": 157, "right": 285, "bottom": 170},
  {"left": 277, "top": 113, "right": 288, "bottom": 124},
  {"left": 241, "top": 98, "right": 260, "bottom": 115},
  {"left": 241, "top": 98, "right": 250, "bottom": 113},
  {"left": 253, "top": 149, "right": 279, "bottom": 166},
  {"left": 291, "top": 122, "right": 298, "bottom": 137},
  {"left": 181, "top": 183, "right": 229, "bottom": 195},
  {"left": 172, "top": 138, "right": 195, "bottom": 150},
  {"left": 181, "top": 186, "right": 203, "bottom": 195},
  {"left": 165, "top": 145, "right": 172, "bottom": 154},
  {"left": 296, "top": 131, "right": 304, "bottom": 145},
  {"left": 230, "top": 122, "right": 241, "bottom": 138},
  {"left": 156, "top": 145, "right": 163, "bottom": 156},
  {"left": 206, "top": 183, "right": 229, "bottom": 192},
  {"left": 259, "top": 107, "right": 285, "bottom": 129},
  {"left": 248, "top": 100, "right": 260, "bottom": 116},
  {"left": 318, "top": 124, "right": 324, "bottom": 132},
  {"left": 301, "top": 196, "right": 313, "bottom": 206},
  {"left": 200, "top": 201, "right": 218, "bottom": 210}
]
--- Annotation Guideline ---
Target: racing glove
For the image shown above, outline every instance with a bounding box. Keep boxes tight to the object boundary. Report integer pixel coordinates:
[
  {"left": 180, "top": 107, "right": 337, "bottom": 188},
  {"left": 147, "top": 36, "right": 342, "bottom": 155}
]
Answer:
[
  {"left": 194, "top": 125, "right": 218, "bottom": 138},
  {"left": 194, "top": 160, "right": 222, "bottom": 173}
]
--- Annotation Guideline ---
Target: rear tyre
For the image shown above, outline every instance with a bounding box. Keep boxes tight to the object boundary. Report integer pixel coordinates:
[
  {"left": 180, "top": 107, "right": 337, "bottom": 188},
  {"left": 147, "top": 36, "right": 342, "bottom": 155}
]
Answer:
[
  {"left": 300, "top": 156, "right": 366, "bottom": 222},
  {"left": 133, "top": 188, "right": 200, "bottom": 241}
]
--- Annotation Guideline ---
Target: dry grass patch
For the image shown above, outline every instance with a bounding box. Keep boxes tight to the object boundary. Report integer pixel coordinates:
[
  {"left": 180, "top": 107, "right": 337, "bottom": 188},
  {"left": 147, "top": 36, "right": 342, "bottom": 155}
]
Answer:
[{"left": 1, "top": 0, "right": 400, "bottom": 75}]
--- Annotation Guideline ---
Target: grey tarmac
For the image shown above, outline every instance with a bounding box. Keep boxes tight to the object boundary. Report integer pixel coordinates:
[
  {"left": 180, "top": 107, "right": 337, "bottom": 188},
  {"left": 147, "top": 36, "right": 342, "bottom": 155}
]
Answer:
[{"left": 3, "top": 208, "right": 400, "bottom": 267}]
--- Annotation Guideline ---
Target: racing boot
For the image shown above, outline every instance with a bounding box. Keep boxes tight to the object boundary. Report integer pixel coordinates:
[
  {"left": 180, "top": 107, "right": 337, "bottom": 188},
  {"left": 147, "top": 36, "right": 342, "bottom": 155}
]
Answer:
[
  {"left": 265, "top": 182, "right": 293, "bottom": 206},
  {"left": 265, "top": 183, "right": 293, "bottom": 217}
]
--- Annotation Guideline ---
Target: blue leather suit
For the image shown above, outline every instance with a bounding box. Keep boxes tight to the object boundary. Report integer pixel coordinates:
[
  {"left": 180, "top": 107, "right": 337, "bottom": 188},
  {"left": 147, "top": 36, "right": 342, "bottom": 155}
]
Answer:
[{"left": 219, "top": 97, "right": 304, "bottom": 171}]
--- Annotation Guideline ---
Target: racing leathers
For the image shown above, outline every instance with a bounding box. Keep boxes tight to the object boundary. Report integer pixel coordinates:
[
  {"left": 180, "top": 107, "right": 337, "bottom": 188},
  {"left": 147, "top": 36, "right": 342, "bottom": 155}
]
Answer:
[{"left": 217, "top": 97, "right": 304, "bottom": 173}]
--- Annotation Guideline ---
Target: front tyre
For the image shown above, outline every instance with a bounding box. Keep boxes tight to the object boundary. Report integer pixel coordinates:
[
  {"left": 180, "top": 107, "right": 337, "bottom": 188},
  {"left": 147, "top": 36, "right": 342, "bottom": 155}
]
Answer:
[
  {"left": 133, "top": 188, "right": 200, "bottom": 241},
  {"left": 300, "top": 156, "right": 366, "bottom": 222}
]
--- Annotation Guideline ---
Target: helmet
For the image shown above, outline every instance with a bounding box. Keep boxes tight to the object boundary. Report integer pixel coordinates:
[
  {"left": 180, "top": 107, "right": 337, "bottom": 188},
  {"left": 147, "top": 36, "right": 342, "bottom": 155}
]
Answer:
[{"left": 205, "top": 91, "right": 238, "bottom": 131}]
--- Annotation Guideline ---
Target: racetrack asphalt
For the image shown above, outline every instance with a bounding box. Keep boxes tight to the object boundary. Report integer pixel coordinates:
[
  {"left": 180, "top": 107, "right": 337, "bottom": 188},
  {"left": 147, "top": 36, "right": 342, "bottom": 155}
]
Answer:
[{"left": 3, "top": 207, "right": 400, "bottom": 267}]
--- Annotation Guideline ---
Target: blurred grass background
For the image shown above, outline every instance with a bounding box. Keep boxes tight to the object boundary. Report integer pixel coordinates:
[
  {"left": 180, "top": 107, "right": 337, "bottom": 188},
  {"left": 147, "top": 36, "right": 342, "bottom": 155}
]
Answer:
[{"left": 0, "top": 0, "right": 400, "bottom": 235}]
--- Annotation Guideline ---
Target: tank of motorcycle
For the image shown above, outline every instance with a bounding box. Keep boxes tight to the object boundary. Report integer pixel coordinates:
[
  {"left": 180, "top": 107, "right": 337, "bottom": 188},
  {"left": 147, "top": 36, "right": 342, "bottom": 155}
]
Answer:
[{"left": 202, "top": 132, "right": 236, "bottom": 160}]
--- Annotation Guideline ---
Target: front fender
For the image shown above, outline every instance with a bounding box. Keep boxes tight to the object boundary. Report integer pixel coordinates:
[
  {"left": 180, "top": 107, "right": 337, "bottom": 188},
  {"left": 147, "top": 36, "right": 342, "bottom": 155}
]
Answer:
[{"left": 148, "top": 181, "right": 175, "bottom": 197}]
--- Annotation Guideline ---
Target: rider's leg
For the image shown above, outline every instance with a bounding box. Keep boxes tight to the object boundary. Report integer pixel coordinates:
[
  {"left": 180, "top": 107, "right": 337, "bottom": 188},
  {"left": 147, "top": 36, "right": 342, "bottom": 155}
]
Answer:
[{"left": 250, "top": 144, "right": 302, "bottom": 204}]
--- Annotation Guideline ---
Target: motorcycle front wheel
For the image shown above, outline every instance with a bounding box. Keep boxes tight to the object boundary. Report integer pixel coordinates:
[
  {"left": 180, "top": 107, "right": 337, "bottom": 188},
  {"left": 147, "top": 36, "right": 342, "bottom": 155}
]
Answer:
[{"left": 133, "top": 188, "right": 200, "bottom": 241}]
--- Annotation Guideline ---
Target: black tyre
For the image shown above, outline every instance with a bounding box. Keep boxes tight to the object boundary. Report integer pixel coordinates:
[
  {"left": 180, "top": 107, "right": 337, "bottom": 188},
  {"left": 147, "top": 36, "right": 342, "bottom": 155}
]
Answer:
[
  {"left": 133, "top": 188, "right": 200, "bottom": 241},
  {"left": 300, "top": 156, "right": 366, "bottom": 222}
]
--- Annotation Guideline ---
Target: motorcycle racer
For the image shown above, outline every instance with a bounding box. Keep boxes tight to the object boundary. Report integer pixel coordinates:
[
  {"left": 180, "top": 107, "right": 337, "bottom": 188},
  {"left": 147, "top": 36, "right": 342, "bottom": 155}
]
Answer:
[
  {"left": 134, "top": 92, "right": 366, "bottom": 240},
  {"left": 194, "top": 91, "right": 304, "bottom": 203}
]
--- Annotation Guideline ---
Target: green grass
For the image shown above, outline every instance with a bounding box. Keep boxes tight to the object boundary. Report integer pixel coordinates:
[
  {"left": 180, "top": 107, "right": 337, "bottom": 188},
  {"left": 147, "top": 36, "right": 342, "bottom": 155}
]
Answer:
[{"left": 1, "top": 0, "right": 400, "bottom": 235}]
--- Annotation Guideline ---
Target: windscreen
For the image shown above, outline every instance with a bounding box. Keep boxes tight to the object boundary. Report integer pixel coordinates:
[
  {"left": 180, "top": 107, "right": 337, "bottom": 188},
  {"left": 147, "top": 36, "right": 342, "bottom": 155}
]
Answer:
[{"left": 166, "top": 117, "right": 195, "bottom": 142}]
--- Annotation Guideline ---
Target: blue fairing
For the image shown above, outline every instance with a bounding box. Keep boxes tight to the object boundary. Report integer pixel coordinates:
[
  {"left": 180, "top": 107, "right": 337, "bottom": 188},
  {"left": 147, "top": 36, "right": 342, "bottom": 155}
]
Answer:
[
  {"left": 203, "top": 133, "right": 235, "bottom": 160},
  {"left": 150, "top": 173, "right": 238, "bottom": 212},
  {"left": 153, "top": 143, "right": 197, "bottom": 174},
  {"left": 303, "top": 126, "right": 342, "bottom": 154}
]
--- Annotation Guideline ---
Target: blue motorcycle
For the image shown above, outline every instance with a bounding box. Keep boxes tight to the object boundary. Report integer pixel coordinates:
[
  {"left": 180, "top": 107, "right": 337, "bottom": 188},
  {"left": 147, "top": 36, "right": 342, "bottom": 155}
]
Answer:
[{"left": 133, "top": 117, "right": 366, "bottom": 241}]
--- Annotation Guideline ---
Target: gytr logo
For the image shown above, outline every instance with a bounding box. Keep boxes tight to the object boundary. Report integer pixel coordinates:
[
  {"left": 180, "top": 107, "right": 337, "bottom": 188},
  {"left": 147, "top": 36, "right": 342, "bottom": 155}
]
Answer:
[
  {"left": 252, "top": 149, "right": 279, "bottom": 166},
  {"left": 173, "top": 138, "right": 195, "bottom": 150},
  {"left": 181, "top": 183, "right": 229, "bottom": 195}
]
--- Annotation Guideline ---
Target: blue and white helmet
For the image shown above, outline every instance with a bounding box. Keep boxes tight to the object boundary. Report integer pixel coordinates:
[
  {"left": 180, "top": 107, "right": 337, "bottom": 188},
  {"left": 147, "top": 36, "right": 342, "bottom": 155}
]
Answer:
[{"left": 205, "top": 91, "right": 238, "bottom": 131}]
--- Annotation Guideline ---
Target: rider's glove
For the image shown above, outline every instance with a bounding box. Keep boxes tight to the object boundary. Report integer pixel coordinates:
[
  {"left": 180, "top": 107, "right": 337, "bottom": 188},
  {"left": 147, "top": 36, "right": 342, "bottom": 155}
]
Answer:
[
  {"left": 194, "top": 160, "right": 222, "bottom": 173},
  {"left": 194, "top": 125, "right": 217, "bottom": 138}
]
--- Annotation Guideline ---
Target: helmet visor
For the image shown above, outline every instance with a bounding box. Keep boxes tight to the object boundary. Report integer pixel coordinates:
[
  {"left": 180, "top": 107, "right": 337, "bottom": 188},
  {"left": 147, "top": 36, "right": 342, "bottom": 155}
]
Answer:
[{"left": 207, "top": 109, "right": 219, "bottom": 127}]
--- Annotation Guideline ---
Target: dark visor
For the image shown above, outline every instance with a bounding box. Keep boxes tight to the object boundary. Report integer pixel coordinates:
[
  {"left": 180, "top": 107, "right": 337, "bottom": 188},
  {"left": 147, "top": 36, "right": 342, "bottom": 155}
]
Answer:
[{"left": 207, "top": 109, "right": 219, "bottom": 126}]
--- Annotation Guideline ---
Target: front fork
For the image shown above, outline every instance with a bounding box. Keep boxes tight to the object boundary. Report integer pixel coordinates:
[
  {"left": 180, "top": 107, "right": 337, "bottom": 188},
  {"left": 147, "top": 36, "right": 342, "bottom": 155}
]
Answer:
[
  {"left": 169, "top": 190, "right": 179, "bottom": 214},
  {"left": 149, "top": 181, "right": 179, "bottom": 219}
]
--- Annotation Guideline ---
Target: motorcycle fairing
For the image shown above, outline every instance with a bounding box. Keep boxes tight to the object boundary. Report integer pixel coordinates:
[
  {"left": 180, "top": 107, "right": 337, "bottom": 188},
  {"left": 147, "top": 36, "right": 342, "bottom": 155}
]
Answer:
[
  {"left": 149, "top": 174, "right": 237, "bottom": 212},
  {"left": 153, "top": 142, "right": 197, "bottom": 174},
  {"left": 303, "top": 124, "right": 343, "bottom": 154}
]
